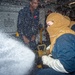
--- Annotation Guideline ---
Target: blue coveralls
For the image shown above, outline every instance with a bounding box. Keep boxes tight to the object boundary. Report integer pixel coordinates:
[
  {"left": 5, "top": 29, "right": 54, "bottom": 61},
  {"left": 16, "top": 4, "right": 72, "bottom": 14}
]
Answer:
[{"left": 17, "top": 6, "right": 39, "bottom": 50}]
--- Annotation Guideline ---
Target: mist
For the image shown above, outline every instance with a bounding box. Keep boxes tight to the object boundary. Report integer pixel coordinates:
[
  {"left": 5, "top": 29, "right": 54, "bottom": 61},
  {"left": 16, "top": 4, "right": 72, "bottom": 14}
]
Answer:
[{"left": 0, "top": 32, "right": 35, "bottom": 75}]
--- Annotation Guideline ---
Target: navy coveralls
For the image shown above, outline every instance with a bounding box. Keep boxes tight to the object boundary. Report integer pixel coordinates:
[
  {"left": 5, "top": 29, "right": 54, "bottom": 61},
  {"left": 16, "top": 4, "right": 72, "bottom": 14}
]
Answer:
[{"left": 17, "top": 6, "right": 39, "bottom": 50}]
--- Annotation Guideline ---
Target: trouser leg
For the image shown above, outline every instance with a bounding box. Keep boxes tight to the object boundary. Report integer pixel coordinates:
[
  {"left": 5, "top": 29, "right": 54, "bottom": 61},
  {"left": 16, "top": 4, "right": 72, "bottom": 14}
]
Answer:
[{"left": 36, "top": 68, "right": 71, "bottom": 75}]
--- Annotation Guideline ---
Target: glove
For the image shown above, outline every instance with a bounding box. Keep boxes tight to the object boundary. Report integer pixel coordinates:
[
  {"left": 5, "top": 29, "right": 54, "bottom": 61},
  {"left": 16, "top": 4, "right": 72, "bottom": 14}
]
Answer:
[
  {"left": 42, "top": 55, "right": 55, "bottom": 67},
  {"left": 42, "top": 55, "right": 53, "bottom": 65},
  {"left": 42, "top": 55, "right": 49, "bottom": 65}
]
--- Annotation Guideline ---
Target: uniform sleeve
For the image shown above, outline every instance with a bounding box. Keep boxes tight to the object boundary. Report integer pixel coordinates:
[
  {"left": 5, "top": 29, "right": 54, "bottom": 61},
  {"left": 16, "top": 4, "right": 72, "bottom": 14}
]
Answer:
[
  {"left": 17, "top": 9, "right": 24, "bottom": 35},
  {"left": 33, "top": 11, "right": 39, "bottom": 35},
  {"left": 55, "top": 34, "right": 75, "bottom": 73}
]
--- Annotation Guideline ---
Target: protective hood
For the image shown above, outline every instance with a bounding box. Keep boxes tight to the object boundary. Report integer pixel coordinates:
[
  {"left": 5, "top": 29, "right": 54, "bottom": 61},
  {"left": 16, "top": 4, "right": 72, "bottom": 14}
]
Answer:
[{"left": 46, "top": 13, "right": 70, "bottom": 39}]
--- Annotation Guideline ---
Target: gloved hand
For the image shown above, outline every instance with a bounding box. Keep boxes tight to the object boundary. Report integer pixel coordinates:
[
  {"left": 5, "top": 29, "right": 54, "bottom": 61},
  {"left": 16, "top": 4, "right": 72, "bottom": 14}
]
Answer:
[
  {"left": 42, "top": 55, "right": 49, "bottom": 65},
  {"left": 42, "top": 55, "right": 53, "bottom": 67}
]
